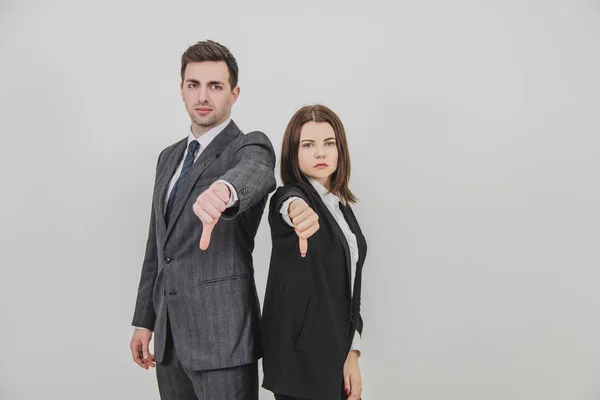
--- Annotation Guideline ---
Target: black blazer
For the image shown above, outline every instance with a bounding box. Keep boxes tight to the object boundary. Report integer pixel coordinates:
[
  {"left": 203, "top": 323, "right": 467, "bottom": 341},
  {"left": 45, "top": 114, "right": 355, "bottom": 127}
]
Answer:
[{"left": 261, "top": 183, "right": 367, "bottom": 400}]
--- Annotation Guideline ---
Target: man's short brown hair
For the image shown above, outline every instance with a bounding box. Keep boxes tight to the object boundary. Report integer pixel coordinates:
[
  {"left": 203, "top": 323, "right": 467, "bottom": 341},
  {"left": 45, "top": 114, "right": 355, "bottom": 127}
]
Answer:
[{"left": 180, "top": 40, "right": 239, "bottom": 89}]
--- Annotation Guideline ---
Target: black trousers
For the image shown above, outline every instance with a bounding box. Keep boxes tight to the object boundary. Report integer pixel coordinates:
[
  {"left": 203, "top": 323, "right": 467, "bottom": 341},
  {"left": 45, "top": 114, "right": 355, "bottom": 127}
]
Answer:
[{"left": 156, "top": 317, "right": 258, "bottom": 400}]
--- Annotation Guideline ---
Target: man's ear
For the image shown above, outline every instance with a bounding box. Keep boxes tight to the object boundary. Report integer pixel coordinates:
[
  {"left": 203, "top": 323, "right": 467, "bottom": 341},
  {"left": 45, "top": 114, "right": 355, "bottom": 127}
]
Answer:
[{"left": 230, "top": 86, "right": 240, "bottom": 105}]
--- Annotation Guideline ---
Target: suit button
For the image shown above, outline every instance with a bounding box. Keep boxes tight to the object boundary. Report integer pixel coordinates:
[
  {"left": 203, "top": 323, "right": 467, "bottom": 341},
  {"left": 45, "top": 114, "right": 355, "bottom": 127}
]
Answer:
[{"left": 164, "top": 257, "right": 171, "bottom": 264}]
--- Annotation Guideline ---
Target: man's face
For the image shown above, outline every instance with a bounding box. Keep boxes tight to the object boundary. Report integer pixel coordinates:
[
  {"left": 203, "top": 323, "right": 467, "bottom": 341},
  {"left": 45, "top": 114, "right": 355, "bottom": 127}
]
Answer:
[{"left": 180, "top": 61, "right": 239, "bottom": 134}]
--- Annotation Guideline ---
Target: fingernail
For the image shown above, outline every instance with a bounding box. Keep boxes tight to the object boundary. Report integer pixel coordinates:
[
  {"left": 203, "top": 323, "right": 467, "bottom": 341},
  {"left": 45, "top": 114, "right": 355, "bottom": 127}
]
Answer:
[
  {"left": 301, "top": 253, "right": 306, "bottom": 257},
  {"left": 345, "top": 388, "right": 350, "bottom": 395}
]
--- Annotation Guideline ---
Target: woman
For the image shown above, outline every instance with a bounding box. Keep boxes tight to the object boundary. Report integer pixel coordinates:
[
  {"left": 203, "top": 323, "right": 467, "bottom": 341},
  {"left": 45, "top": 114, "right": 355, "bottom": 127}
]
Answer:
[{"left": 261, "top": 105, "right": 367, "bottom": 400}]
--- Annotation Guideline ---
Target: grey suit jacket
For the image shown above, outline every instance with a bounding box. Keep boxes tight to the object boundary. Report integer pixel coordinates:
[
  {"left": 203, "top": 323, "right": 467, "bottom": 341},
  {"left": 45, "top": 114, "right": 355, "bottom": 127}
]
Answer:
[{"left": 132, "top": 120, "right": 276, "bottom": 371}]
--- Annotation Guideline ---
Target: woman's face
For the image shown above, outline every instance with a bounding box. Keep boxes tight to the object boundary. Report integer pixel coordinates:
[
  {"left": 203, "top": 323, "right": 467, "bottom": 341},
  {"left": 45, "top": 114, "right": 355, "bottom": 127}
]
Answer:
[{"left": 298, "top": 121, "right": 338, "bottom": 189}]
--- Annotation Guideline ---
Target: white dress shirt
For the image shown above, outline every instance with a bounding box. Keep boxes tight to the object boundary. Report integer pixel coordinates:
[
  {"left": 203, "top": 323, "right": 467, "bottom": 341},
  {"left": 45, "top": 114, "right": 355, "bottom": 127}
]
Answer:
[
  {"left": 280, "top": 178, "right": 361, "bottom": 353},
  {"left": 135, "top": 119, "right": 238, "bottom": 332}
]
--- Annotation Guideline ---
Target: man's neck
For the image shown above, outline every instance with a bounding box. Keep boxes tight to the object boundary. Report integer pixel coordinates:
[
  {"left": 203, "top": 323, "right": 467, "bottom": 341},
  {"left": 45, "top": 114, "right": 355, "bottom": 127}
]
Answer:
[{"left": 191, "top": 117, "right": 230, "bottom": 138}]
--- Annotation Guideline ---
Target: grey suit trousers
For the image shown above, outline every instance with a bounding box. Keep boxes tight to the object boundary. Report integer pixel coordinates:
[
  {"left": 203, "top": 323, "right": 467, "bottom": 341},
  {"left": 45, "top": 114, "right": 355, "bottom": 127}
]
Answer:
[{"left": 157, "top": 317, "right": 258, "bottom": 400}]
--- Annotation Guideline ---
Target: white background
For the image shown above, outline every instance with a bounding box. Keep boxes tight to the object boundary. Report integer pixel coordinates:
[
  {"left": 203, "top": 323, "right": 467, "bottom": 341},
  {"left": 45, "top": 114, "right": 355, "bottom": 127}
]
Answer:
[{"left": 1, "top": 0, "right": 599, "bottom": 399}]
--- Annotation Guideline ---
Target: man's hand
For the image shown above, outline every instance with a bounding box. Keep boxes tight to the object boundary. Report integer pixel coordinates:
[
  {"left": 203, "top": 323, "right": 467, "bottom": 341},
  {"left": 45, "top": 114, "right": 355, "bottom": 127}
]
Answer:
[
  {"left": 130, "top": 329, "right": 155, "bottom": 370},
  {"left": 343, "top": 350, "right": 362, "bottom": 399},
  {"left": 288, "top": 199, "right": 319, "bottom": 257},
  {"left": 193, "top": 182, "right": 231, "bottom": 250}
]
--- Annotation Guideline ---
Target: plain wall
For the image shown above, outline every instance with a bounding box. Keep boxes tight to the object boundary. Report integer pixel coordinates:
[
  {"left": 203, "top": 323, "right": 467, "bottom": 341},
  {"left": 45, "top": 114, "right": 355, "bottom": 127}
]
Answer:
[{"left": 1, "top": 0, "right": 599, "bottom": 399}]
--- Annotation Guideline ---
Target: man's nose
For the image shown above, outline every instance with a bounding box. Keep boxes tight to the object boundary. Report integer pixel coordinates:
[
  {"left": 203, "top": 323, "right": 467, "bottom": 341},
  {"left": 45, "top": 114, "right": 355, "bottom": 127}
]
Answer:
[{"left": 197, "top": 86, "right": 208, "bottom": 103}]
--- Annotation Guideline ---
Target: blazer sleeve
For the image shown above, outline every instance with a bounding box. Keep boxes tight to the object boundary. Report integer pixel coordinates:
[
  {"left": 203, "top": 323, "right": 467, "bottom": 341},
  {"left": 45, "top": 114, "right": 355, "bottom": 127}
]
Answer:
[
  {"left": 218, "top": 131, "right": 277, "bottom": 219},
  {"left": 270, "top": 185, "right": 312, "bottom": 229},
  {"left": 131, "top": 150, "right": 165, "bottom": 330}
]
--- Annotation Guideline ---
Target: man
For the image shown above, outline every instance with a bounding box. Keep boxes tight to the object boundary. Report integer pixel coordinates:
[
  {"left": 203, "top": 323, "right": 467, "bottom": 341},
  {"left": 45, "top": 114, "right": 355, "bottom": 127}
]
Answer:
[{"left": 130, "top": 40, "right": 276, "bottom": 400}]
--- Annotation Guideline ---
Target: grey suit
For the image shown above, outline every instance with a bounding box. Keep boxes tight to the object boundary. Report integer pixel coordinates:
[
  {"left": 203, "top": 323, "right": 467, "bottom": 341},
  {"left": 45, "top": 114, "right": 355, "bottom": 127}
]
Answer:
[{"left": 132, "top": 121, "right": 276, "bottom": 396}]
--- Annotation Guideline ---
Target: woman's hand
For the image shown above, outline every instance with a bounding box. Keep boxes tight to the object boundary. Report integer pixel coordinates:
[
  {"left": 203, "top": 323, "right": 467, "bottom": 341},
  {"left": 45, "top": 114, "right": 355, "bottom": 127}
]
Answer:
[
  {"left": 288, "top": 198, "right": 319, "bottom": 257},
  {"left": 343, "top": 350, "right": 362, "bottom": 399}
]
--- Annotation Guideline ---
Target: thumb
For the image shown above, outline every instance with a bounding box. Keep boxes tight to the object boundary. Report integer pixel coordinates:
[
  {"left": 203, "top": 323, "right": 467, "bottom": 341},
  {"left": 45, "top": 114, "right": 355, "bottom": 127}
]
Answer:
[
  {"left": 200, "top": 223, "right": 214, "bottom": 250},
  {"left": 299, "top": 237, "right": 308, "bottom": 257}
]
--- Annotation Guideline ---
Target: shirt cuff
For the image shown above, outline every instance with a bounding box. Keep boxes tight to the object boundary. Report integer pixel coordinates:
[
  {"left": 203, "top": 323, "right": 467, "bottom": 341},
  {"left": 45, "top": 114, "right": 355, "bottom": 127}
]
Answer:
[
  {"left": 217, "top": 180, "right": 239, "bottom": 208},
  {"left": 280, "top": 197, "right": 301, "bottom": 227},
  {"left": 134, "top": 327, "right": 151, "bottom": 331},
  {"left": 350, "top": 331, "right": 361, "bottom": 354}
]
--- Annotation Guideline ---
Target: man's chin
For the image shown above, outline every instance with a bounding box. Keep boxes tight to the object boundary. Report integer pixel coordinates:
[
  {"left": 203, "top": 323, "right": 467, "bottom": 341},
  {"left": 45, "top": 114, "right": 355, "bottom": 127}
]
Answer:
[{"left": 192, "top": 117, "right": 216, "bottom": 127}]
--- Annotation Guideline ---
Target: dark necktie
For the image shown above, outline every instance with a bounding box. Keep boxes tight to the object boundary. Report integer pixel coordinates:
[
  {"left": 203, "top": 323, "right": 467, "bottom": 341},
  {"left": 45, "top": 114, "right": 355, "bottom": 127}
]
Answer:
[{"left": 165, "top": 140, "right": 200, "bottom": 225}]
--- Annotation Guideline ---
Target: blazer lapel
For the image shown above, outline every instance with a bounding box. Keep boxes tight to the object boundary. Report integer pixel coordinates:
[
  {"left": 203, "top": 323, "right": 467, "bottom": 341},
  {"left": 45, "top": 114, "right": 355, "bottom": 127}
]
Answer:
[
  {"left": 164, "top": 121, "right": 241, "bottom": 240},
  {"left": 155, "top": 138, "right": 187, "bottom": 233},
  {"left": 340, "top": 204, "right": 366, "bottom": 268},
  {"left": 307, "top": 187, "right": 353, "bottom": 300},
  {"left": 340, "top": 204, "right": 367, "bottom": 311}
]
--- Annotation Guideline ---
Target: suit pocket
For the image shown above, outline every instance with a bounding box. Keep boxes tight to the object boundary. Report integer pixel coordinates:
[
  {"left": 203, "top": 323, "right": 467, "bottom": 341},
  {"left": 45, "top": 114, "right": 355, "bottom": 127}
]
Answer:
[
  {"left": 294, "top": 295, "right": 319, "bottom": 352},
  {"left": 201, "top": 274, "right": 247, "bottom": 287},
  {"left": 192, "top": 274, "right": 255, "bottom": 358}
]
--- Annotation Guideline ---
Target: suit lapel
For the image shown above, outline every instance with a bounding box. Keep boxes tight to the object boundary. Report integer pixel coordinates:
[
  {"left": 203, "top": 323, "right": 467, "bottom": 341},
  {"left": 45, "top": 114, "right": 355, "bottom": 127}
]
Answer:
[
  {"left": 164, "top": 121, "right": 241, "bottom": 240},
  {"left": 340, "top": 204, "right": 366, "bottom": 267},
  {"left": 307, "top": 187, "right": 353, "bottom": 299},
  {"left": 155, "top": 138, "right": 187, "bottom": 234},
  {"left": 340, "top": 204, "right": 367, "bottom": 311}
]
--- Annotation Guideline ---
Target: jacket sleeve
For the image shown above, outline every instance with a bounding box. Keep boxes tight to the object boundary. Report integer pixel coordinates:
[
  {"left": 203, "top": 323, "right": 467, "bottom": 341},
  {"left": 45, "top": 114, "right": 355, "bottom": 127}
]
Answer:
[
  {"left": 270, "top": 185, "right": 311, "bottom": 229},
  {"left": 131, "top": 150, "right": 165, "bottom": 330},
  {"left": 218, "top": 131, "right": 277, "bottom": 219}
]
